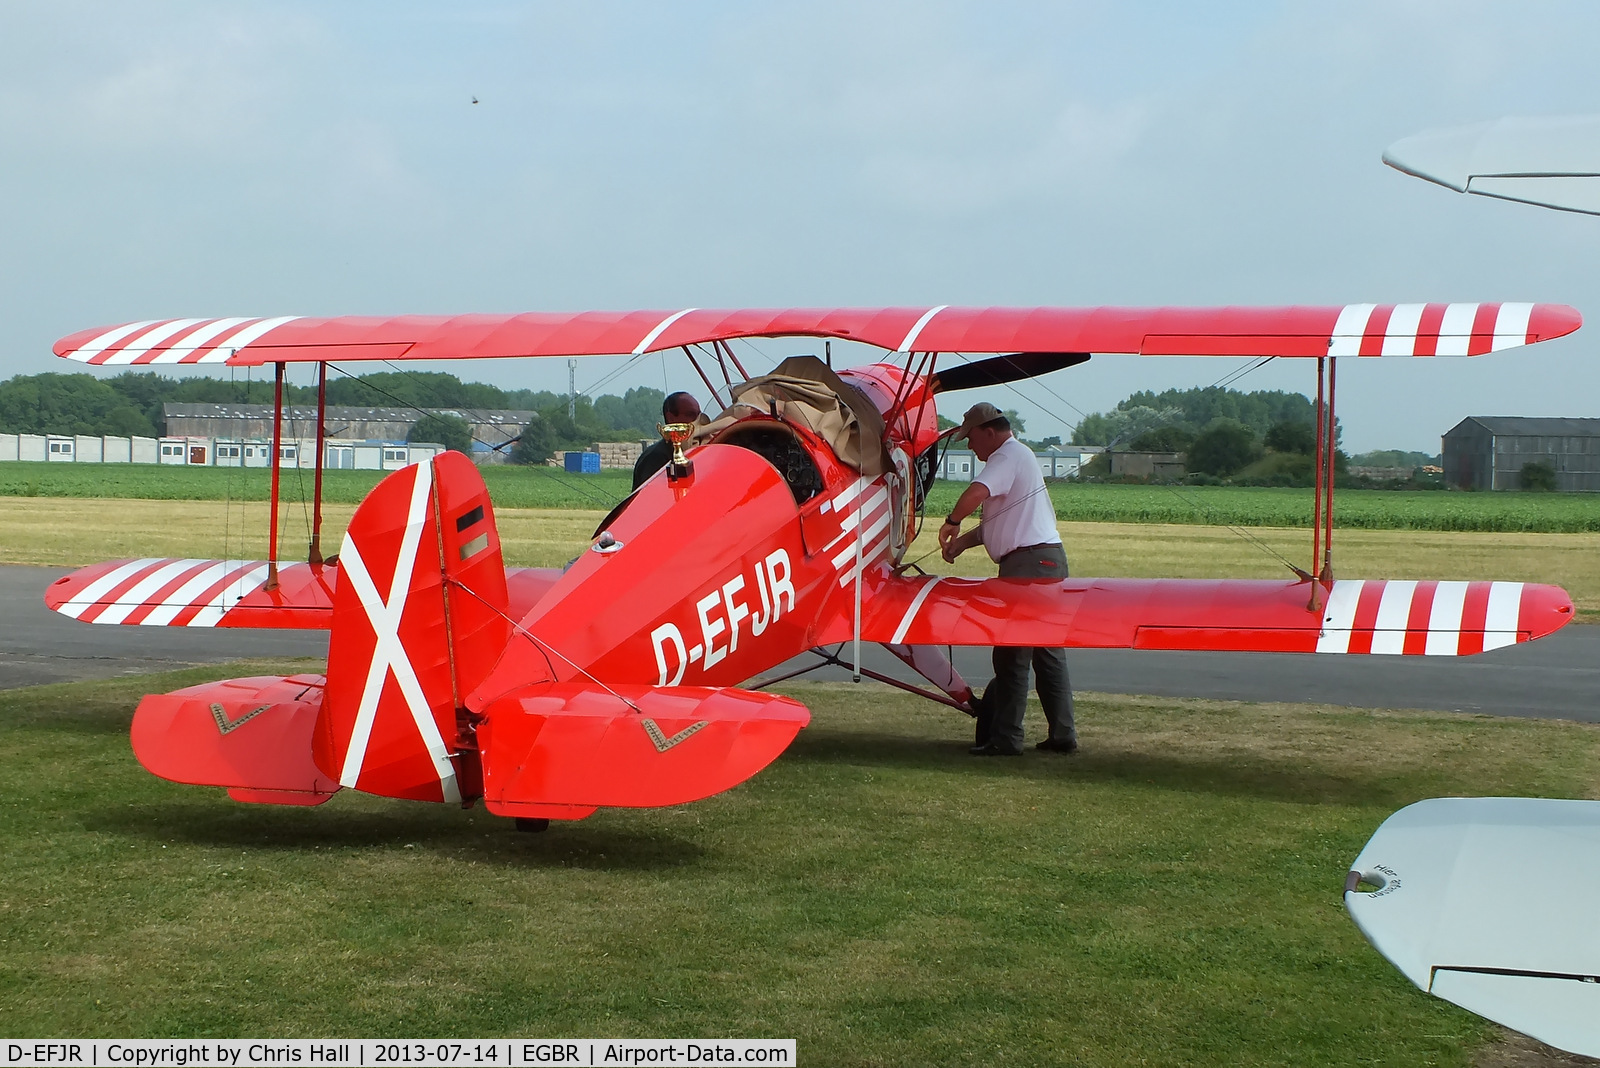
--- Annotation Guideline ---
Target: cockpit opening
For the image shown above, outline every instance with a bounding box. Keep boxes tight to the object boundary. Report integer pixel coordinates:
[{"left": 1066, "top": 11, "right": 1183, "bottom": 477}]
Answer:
[{"left": 714, "top": 422, "right": 824, "bottom": 505}]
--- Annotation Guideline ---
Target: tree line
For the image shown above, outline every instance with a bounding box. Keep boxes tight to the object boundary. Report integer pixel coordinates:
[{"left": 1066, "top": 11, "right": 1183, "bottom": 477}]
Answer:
[{"left": 0, "top": 370, "right": 672, "bottom": 457}]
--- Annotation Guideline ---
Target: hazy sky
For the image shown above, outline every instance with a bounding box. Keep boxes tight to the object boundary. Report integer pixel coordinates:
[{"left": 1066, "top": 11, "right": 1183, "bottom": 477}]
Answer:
[{"left": 4, "top": 1, "right": 1600, "bottom": 451}]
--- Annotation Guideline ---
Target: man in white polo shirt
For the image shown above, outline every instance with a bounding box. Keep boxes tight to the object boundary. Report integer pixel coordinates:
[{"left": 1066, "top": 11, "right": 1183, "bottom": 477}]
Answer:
[{"left": 937, "top": 401, "right": 1076, "bottom": 757}]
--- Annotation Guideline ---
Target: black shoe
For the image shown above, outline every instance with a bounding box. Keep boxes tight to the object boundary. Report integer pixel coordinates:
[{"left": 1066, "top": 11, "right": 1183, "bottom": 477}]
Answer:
[
  {"left": 1035, "top": 738, "right": 1078, "bottom": 754},
  {"left": 968, "top": 743, "right": 1023, "bottom": 757}
]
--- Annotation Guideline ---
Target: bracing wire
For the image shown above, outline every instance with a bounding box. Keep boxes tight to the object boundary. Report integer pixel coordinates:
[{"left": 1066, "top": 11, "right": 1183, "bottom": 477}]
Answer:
[
  {"left": 918, "top": 350, "right": 1311, "bottom": 579},
  {"left": 326, "top": 363, "right": 626, "bottom": 512}
]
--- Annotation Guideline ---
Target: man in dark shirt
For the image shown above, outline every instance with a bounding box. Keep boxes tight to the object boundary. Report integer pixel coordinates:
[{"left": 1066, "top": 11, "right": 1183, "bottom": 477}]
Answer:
[{"left": 632, "top": 391, "right": 703, "bottom": 488}]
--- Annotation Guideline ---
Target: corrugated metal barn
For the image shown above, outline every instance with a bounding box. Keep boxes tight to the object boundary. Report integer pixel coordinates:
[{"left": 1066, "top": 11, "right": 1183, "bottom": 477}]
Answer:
[
  {"left": 1442, "top": 416, "right": 1600, "bottom": 491},
  {"left": 163, "top": 403, "right": 534, "bottom": 448}
]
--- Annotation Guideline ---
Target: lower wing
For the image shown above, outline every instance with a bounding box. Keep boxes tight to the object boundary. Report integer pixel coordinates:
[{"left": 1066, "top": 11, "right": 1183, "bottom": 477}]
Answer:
[
  {"left": 44, "top": 557, "right": 563, "bottom": 629},
  {"left": 862, "top": 575, "right": 1573, "bottom": 654}
]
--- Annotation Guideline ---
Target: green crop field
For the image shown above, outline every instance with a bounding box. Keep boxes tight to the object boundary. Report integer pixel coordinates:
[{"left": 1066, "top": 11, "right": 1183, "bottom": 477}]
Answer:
[
  {"left": 6, "top": 461, "right": 1600, "bottom": 532},
  {"left": 3, "top": 666, "right": 1594, "bottom": 1063}
]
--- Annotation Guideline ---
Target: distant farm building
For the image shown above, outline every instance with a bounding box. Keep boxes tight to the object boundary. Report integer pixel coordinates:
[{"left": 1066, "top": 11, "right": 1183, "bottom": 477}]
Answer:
[
  {"left": 1107, "top": 451, "right": 1185, "bottom": 480},
  {"left": 162, "top": 403, "right": 534, "bottom": 451},
  {"left": 1442, "top": 417, "right": 1600, "bottom": 491}
]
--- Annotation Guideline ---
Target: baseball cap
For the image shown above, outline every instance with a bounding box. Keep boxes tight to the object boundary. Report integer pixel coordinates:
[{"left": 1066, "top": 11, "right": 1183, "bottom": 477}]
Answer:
[{"left": 952, "top": 401, "right": 1005, "bottom": 441}]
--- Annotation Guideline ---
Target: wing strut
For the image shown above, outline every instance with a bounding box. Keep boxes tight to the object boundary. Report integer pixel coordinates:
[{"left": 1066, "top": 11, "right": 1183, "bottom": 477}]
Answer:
[
  {"left": 309, "top": 361, "right": 328, "bottom": 565},
  {"left": 1308, "top": 356, "right": 1337, "bottom": 609},
  {"left": 266, "top": 360, "right": 285, "bottom": 590},
  {"left": 681, "top": 346, "right": 728, "bottom": 409}
]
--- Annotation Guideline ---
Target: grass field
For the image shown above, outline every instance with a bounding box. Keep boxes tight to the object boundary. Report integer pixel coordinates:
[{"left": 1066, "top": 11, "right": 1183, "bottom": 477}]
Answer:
[
  {"left": 7, "top": 497, "right": 1598, "bottom": 621},
  {"left": 2, "top": 664, "right": 1595, "bottom": 1063},
  {"left": 6, "top": 462, "right": 1600, "bottom": 533}
]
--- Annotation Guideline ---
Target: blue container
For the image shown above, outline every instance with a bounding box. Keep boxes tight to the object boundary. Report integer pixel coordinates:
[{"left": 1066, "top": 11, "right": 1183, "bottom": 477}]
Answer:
[{"left": 564, "top": 451, "right": 601, "bottom": 474}]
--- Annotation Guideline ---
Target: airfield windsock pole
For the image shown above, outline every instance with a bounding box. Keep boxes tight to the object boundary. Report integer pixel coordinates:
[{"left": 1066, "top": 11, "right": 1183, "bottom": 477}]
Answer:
[
  {"left": 266, "top": 361, "right": 285, "bottom": 590},
  {"left": 309, "top": 361, "right": 327, "bottom": 565}
]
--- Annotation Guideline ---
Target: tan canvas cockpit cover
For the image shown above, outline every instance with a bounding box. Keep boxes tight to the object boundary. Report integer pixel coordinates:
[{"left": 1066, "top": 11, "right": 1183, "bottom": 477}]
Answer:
[{"left": 695, "top": 355, "right": 891, "bottom": 476}]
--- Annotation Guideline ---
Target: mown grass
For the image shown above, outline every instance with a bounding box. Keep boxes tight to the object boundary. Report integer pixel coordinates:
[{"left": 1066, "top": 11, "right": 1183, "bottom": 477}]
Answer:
[
  {"left": 6, "top": 498, "right": 1598, "bottom": 621},
  {"left": 6, "top": 462, "right": 1600, "bottom": 532},
  {"left": 2, "top": 664, "right": 1597, "bottom": 1064}
]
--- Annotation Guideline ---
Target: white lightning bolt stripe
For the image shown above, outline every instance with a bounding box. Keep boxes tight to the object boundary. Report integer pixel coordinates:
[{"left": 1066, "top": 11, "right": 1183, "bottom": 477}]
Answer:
[
  {"left": 833, "top": 506, "right": 895, "bottom": 577},
  {"left": 830, "top": 476, "right": 873, "bottom": 510},
  {"left": 838, "top": 532, "right": 892, "bottom": 588},
  {"left": 821, "top": 485, "right": 892, "bottom": 555}
]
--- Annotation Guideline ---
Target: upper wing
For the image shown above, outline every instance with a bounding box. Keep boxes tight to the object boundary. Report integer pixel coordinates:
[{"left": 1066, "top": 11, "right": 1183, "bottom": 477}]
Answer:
[
  {"left": 860, "top": 574, "right": 1573, "bottom": 655},
  {"left": 44, "top": 557, "right": 562, "bottom": 630},
  {"left": 53, "top": 303, "right": 1580, "bottom": 366}
]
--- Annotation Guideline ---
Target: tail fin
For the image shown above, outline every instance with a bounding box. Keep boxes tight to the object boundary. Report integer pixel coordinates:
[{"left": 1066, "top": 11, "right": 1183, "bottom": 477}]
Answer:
[{"left": 312, "top": 452, "right": 510, "bottom": 802}]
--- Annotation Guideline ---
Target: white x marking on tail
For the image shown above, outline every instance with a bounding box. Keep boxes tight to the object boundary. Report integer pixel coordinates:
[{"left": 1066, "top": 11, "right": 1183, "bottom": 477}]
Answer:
[{"left": 336, "top": 461, "right": 461, "bottom": 802}]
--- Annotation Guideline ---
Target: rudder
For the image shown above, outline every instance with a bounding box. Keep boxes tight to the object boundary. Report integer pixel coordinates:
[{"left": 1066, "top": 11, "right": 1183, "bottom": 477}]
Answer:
[{"left": 313, "top": 452, "right": 510, "bottom": 802}]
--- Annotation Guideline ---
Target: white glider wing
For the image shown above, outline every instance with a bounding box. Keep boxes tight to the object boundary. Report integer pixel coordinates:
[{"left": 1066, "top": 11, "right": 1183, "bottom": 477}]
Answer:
[
  {"left": 1385, "top": 116, "right": 1600, "bottom": 215},
  {"left": 1345, "top": 797, "right": 1600, "bottom": 1057}
]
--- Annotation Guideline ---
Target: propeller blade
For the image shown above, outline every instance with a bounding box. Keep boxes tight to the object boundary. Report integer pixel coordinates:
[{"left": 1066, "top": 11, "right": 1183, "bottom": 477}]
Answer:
[{"left": 930, "top": 352, "right": 1089, "bottom": 393}]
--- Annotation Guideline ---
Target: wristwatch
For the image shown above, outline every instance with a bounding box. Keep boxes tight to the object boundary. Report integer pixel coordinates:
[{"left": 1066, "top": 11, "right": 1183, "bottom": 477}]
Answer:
[{"left": 943, "top": 516, "right": 960, "bottom": 527}]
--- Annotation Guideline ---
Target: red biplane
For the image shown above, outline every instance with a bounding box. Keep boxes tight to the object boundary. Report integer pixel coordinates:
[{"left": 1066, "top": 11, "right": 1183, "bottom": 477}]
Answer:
[{"left": 44, "top": 303, "right": 1580, "bottom": 827}]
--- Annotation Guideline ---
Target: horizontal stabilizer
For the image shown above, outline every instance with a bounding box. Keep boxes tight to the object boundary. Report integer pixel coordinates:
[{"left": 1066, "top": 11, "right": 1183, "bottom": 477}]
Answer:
[
  {"left": 861, "top": 575, "right": 1573, "bottom": 655},
  {"left": 44, "top": 557, "right": 562, "bottom": 631},
  {"left": 478, "top": 684, "right": 809, "bottom": 814},
  {"left": 131, "top": 675, "right": 339, "bottom": 804},
  {"left": 53, "top": 303, "right": 1580, "bottom": 366},
  {"left": 1346, "top": 797, "right": 1600, "bottom": 1057}
]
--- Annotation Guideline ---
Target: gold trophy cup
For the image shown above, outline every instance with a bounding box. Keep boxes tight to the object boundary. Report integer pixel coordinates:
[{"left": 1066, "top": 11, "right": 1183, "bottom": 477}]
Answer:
[{"left": 657, "top": 422, "right": 696, "bottom": 480}]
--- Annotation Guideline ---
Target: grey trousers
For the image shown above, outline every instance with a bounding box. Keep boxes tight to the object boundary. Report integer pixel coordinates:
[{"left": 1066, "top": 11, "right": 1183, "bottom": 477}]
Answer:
[{"left": 980, "top": 543, "right": 1075, "bottom": 753}]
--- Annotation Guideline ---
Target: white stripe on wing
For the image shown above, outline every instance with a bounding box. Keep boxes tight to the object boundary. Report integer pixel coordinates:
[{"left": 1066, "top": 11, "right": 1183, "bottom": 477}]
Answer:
[
  {"left": 1369, "top": 580, "right": 1417, "bottom": 655},
  {"left": 1491, "top": 303, "right": 1534, "bottom": 352},
  {"left": 195, "top": 315, "right": 301, "bottom": 363},
  {"left": 1482, "top": 581, "right": 1524, "bottom": 651},
  {"left": 93, "top": 558, "right": 210, "bottom": 625},
  {"left": 67, "top": 321, "right": 160, "bottom": 363},
  {"left": 101, "top": 319, "right": 206, "bottom": 365},
  {"left": 890, "top": 577, "right": 941, "bottom": 645},
  {"left": 1328, "top": 305, "right": 1375, "bottom": 358},
  {"left": 1381, "top": 304, "right": 1425, "bottom": 357},
  {"left": 1436, "top": 303, "right": 1478, "bottom": 357},
  {"left": 58, "top": 559, "right": 164, "bottom": 619},
  {"left": 1425, "top": 581, "right": 1468, "bottom": 655},
  {"left": 1316, "top": 579, "right": 1365, "bottom": 653}
]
